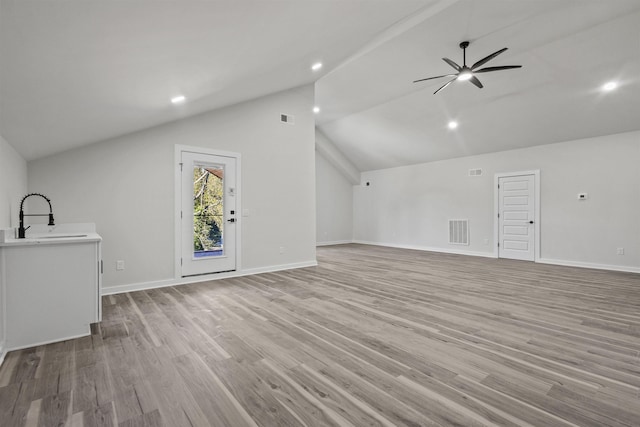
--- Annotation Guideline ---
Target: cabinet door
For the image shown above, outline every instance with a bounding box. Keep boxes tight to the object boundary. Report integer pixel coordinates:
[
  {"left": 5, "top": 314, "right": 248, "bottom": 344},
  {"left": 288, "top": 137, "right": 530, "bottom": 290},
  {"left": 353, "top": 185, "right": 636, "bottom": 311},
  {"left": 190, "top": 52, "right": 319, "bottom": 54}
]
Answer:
[{"left": 5, "top": 242, "right": 98, "bottom": 350}]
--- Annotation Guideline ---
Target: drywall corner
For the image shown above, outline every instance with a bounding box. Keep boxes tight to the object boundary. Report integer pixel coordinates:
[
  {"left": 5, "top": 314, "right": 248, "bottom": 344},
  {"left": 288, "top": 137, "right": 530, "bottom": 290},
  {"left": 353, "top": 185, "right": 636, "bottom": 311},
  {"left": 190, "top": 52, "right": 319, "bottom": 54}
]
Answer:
[{"left": 0, "top": 135, "right": 28, "bottom": 229}]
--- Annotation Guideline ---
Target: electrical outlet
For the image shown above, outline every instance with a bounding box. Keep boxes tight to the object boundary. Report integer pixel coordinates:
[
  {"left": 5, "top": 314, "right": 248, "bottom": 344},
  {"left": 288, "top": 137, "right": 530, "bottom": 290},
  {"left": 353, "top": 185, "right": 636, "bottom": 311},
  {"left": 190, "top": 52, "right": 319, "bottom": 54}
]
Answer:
[
  {"left": 279, "top": 246, "right": 285, "bottom": 254},
  {"left": 617, "top": 248, "right": 624, "bottom": 255},
  {"left": 484, "top": 238, "right": 489, "bottom": 245},
  {"left": 116, "top": 260, "right": 125, "bottom": 270}
]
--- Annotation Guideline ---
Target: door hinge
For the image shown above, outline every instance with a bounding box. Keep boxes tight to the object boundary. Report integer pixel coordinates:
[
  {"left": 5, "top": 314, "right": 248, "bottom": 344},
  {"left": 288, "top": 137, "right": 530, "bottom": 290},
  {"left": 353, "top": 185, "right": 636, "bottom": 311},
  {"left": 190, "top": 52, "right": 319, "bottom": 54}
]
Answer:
[
  {"left": 181, "top": 211, "right": 183, "bottom": 219},
  {"left": 180, "top": 258, "right": 183, "bottom": 266},
  {"left": 179, "top": 162, "right": 183, "bottom": 172},
  {"left": 497, "top": 243, "right": 500, "bottom": 247},
  {"left": 497, "top": 213, "right": 500, "bottom": 218}
]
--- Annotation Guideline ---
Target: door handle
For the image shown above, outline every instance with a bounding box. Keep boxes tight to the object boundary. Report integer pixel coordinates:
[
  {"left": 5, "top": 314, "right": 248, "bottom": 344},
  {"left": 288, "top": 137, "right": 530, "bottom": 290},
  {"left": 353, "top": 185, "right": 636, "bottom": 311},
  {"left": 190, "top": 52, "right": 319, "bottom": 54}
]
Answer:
[
  {"left": 529, "top": 221, "right": 534, "bottom": 224},
  {"left": 227, "top": 218, "right": 236, "bottom": 223}
]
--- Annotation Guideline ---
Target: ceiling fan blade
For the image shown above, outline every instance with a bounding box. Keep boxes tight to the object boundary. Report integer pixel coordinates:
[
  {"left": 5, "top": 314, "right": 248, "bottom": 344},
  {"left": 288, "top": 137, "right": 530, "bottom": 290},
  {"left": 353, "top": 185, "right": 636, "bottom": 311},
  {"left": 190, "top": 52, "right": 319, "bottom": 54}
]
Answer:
[
  {"left": 413, "top": 73, "right": 457, "bottom": 83},
  {"left": 469, "top": 75, "right": 484, "bottom": 89},
  {"left": 474, "top": 65, "right": 522, "bottom": 73},
  {"left": 471, "top": 47, "right": 508, "bottom": 70},
  {"left": 442, "top": 57, "right": 461, "bottom": 71},
  {"left": 433, "top": 78, "right": 457, "bottom": 94}
]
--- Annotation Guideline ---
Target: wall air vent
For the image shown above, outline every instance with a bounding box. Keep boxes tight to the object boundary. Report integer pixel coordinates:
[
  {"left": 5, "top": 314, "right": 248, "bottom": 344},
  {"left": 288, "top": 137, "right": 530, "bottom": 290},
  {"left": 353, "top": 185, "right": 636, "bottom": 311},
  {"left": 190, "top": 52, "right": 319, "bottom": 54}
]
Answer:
[
  {"left": 449, "top": 219, "right": 469, "bottom": 245},
  {"left": 280, "top": 113, "right": 295, "bottom": 124},
  {"left": 468, "top": 168, "right": 482, "bottom": 176}
]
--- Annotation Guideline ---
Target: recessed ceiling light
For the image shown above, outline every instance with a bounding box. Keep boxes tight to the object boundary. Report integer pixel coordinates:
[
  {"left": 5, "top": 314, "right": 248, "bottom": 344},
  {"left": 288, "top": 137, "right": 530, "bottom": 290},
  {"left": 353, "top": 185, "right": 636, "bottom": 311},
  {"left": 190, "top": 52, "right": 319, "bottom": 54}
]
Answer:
[
  {"left": 602, "top": 81, "right": 617, "bottom": 92},
  {"left": 311, "top": 62, "right": 323, "bottom": 71},
  {"left": 448, "top": 121, "right": 459, "bottom": 129},
  {"left": 313, "top": 106, "right": 320, "bottom": 114},
  {"left": 171, "top": 95, "right": 186, "bottom": 104}
]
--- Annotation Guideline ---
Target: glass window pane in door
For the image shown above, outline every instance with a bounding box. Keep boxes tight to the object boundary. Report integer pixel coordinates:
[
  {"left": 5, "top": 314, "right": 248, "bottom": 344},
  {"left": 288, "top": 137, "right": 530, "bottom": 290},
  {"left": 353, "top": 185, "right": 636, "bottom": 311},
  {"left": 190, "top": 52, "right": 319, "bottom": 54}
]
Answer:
[{"left": 192, "top": 164, "right": 224, "bottom": 258}]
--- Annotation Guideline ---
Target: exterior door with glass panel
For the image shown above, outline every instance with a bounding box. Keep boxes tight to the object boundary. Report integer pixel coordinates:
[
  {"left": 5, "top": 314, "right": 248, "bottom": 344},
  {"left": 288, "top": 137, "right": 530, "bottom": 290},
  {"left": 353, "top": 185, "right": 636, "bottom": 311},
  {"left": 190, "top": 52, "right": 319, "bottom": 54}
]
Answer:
[{"left": 181, "top": 151, "right": 237, "bottom": 276}]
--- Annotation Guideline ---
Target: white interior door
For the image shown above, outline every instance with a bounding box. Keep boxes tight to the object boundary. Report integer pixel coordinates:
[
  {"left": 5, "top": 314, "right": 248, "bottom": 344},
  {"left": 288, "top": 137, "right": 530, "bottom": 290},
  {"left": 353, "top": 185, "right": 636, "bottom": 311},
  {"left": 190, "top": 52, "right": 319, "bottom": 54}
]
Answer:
[
  {"left": 181, "top": 151, "right": 237, "bottom": 276},
  {"left": 498, "top": 174, "right": 535, "bottom": 261}
]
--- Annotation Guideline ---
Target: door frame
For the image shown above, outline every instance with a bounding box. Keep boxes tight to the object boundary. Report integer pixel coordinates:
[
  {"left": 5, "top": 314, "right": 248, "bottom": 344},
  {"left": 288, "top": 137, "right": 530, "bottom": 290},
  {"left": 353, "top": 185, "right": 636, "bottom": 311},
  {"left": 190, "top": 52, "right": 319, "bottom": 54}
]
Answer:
[
  {"left": 174, "top": 144, "right": 242, "bottom": 279},
  {"left": 493, "top": 170, "right": 540, "bottom": 261}
]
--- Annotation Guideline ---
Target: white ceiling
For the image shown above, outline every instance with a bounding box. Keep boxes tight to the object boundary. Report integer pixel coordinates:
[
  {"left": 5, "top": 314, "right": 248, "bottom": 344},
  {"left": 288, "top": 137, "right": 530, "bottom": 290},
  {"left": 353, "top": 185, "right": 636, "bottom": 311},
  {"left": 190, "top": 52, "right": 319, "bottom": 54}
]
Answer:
[
  {"left": 2, "top": 0, "right": 639, "bottom": 170},
  {"left": 0, "top": 0, "right": 431, "bottom": 160},
  {"left": 316, "top": 0, "right": 640, "bottom": 171}
]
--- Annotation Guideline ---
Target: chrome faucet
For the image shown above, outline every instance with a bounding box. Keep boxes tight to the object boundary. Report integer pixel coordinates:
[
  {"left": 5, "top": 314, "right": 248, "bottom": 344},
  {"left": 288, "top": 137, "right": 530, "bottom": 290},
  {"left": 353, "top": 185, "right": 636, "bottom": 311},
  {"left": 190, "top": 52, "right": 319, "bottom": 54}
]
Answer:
[{"left": 18, "top": 193, "right": 55, "bottom": 238}]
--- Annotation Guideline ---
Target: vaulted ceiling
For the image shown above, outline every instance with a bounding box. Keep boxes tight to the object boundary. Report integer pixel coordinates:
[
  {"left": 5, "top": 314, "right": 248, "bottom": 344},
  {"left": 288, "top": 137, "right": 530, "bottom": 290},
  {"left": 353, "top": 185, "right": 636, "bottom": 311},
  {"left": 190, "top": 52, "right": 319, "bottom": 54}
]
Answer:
[
  {"left": 2, "top": 0, "right": 639, "bottom": 170},
  {"left": 316, "top": 0, "right": 640, "bottom": 171},
  {"left": 0, "top": 0, "right": 429, "bottom": 160}
]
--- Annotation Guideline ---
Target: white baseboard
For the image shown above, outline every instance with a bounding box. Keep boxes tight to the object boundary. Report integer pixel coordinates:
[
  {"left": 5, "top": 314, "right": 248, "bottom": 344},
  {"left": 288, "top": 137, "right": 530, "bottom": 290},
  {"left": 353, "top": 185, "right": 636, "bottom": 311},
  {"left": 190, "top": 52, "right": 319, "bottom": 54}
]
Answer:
[
  {"left": 538, "top": 258, "right": 640, "bottom": 274},
  {"left": 351, "top": 240, "right": 639, "bottom": 274},
  {"left": 352, "top": 240, "right": 496, "bottom": 258},
  {"left": 240, "top": 260, "right": 318, "bottom": 276},
  {"left": 101, "top": 278, "right": 177, "bottom": 296},
  {"left": 101, "top": 260, "right": 318, "bottom": 296},
  {"left": 316, "top": 240, "right": 353, "bottom": 247}
]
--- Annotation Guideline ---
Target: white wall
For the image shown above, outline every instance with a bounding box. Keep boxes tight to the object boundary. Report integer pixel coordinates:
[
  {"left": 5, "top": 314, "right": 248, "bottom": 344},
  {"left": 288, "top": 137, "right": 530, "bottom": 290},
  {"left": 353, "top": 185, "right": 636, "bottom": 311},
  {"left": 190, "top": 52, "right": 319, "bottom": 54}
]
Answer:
[
  {"left": 316, "top": 149, "right": 354, "bottom": 245},
  {"left": 354, "top": 131, "right": 640, "bottom": 272},
  {"left": 0, "top": 135, "right": 28, "bottom": 229},
  {"left": 28, "top": 86, "right": 317, "bottom": 291},
  {"left": 315, "top": 129, "right": 360, "bottom": 185},
  {"left": 0, "top": 134, "right": 28, "bottom": 362}
]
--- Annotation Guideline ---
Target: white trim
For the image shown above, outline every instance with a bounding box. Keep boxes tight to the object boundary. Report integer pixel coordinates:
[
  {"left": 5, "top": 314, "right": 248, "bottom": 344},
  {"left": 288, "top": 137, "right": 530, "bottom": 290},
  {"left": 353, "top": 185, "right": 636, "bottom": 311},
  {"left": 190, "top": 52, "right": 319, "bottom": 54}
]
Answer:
[
  {"left": 174, "top": 146, "right": 182, "bottom": 279},
  {"left": 353, "top": 240, "right": 639, "bottom": 274},
  {"left": 352, "top": 240, "right": 496, "bottom": 258},
  {"left": 494, "top": 169, "right": 541, "bottom": 261},
  {"left": 174, "top": 144, "right": 242, "bottom": 279},
  {"left": 316, "top": 240, "right": 353, "bottom": 247},
  {"left": 101, "top": 260, "right": 318, "bottom": 296},
  {"left": 102, "top": 278, "right": 176, "bottom": 296},
  {"left": 240, "top": 261, "right": 318, "bottom": 276},
  {"left": 177, "top": 144, "right": 241, "bottom": 159},
  {"left": 0, "top": 248, "right": 5, "bottom": 366},
  {"left": 538, "top": 258, "right": 640, "bottom": 274}
]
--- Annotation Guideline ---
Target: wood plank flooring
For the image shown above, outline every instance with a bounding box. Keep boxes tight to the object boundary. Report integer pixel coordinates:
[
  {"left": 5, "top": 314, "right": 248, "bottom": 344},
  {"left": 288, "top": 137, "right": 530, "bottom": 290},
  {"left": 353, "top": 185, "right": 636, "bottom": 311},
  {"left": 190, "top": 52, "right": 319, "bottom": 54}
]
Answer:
[{"left": 1, "top": 244, "right": 639, "bottom": 426}]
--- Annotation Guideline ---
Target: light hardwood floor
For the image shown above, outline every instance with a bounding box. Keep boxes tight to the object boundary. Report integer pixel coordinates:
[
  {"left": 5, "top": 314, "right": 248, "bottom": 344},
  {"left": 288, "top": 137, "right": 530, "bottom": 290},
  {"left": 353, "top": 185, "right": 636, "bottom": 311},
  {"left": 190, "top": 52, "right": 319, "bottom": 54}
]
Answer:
[{"left": 1, "top": 244, "right": 639, "bottom": 426}]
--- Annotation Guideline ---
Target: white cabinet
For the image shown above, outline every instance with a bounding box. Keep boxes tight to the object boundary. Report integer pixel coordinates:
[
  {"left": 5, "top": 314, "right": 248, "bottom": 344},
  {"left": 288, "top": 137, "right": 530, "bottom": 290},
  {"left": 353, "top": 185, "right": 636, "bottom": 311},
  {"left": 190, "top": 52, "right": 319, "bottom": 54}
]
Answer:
[{"left": 0, "top": 230, "right": 102, "bottom": 351}]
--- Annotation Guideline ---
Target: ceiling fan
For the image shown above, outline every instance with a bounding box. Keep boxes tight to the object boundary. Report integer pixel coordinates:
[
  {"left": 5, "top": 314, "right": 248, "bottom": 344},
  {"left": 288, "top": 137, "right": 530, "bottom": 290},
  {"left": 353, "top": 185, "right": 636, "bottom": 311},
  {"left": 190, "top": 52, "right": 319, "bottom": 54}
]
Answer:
[{"left": 413, "top": 41, "right": 522, "bottom": 94}]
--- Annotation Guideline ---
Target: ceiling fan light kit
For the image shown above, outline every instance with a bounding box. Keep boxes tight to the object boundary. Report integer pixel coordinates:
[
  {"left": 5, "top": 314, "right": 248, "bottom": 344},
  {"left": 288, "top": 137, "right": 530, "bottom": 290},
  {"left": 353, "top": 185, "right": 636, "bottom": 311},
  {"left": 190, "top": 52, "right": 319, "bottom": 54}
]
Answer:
[{"left": 414, "top": 41, "right": 522, "bottom": 94}]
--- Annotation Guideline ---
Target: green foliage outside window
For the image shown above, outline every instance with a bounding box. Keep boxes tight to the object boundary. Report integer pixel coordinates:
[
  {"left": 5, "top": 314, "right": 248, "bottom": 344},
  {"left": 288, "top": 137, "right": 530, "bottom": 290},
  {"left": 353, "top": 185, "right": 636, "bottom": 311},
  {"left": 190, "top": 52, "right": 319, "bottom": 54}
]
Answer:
[{"left": 193, "top": 167, "right": 223, "bottom": 252}]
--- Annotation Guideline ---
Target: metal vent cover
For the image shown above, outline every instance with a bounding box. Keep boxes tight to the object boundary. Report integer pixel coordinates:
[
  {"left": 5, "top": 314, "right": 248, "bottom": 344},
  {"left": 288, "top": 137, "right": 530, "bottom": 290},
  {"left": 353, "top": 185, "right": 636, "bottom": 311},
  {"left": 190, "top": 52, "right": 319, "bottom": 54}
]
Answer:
[
  {"left": 468, "top": 168, "right": 482, "bottom": 176},
  {"left": 280, "top": 113, "right": 295, "bottom": 124},
  {"left": 449, "top": 219, "right": 469, "bottom": 245}
]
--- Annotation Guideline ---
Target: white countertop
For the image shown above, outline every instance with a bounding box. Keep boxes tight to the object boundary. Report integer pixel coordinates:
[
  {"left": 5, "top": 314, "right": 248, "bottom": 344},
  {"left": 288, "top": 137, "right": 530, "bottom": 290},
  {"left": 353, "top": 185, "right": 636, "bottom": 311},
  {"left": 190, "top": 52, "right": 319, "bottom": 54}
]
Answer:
[
  {"left": 0, "top": 223, "right": 102, "bottom": 246},
  {"left": 0, "top": 233, "right": 102, "bottom": 247}
]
